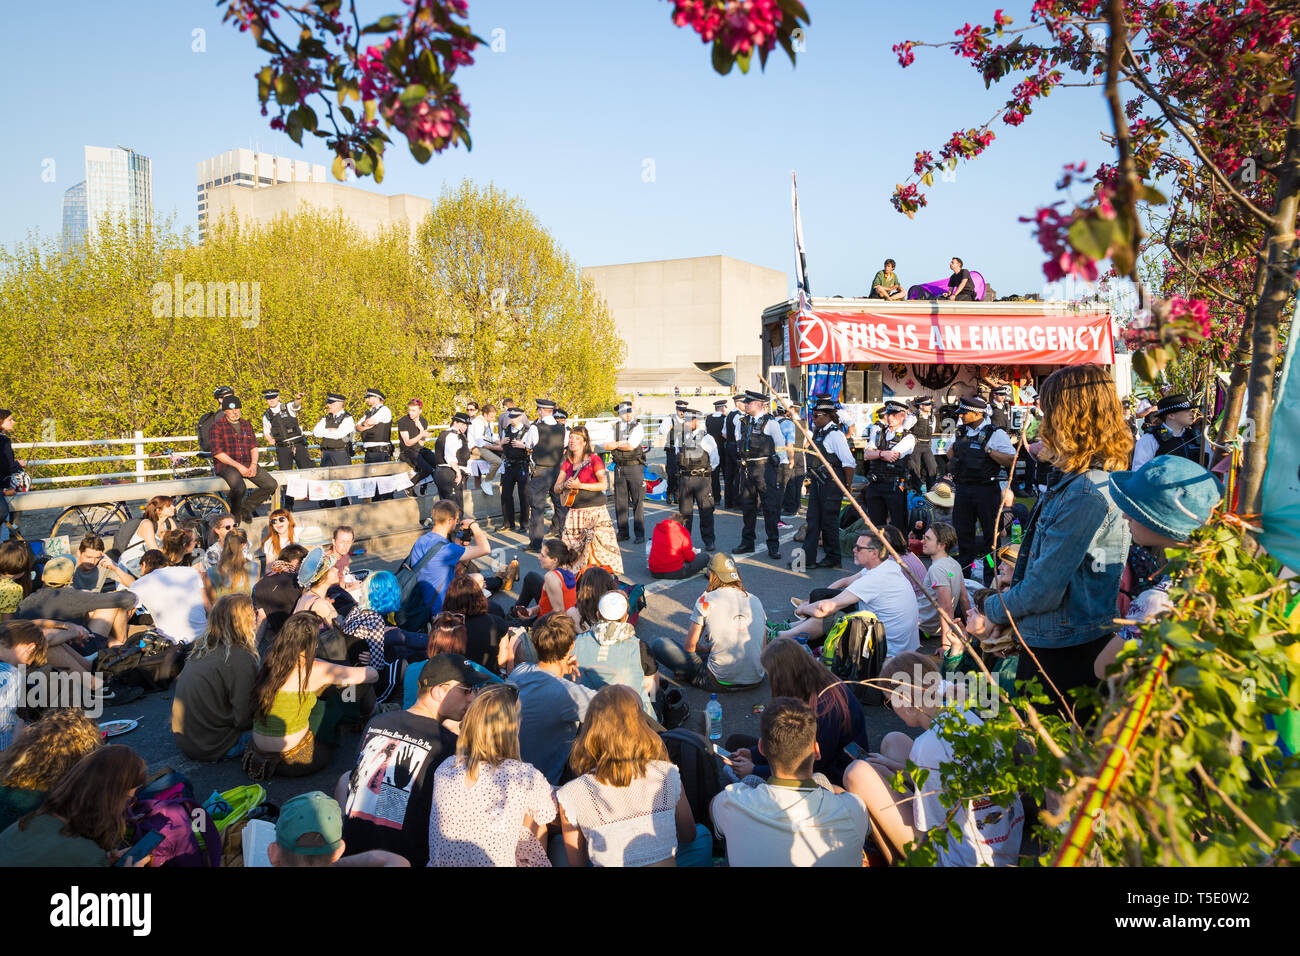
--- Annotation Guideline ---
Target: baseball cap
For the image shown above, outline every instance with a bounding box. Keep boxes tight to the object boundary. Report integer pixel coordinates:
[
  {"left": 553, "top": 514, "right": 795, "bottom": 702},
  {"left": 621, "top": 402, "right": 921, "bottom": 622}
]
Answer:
[
  {"left": 597, "top": 590, "right": 630, "bottom": 622},
  {"left": 42, "top": 556, "right": 76, "bottom": 587},
  {"left": 707, "top": 552, "right": 741, "bottom": 584},
  {"left": 418, "top": 653, "right": 496, "bottom": 691},
  {"left": 276, "top": 791, "right": 343, "bottom": 857}
]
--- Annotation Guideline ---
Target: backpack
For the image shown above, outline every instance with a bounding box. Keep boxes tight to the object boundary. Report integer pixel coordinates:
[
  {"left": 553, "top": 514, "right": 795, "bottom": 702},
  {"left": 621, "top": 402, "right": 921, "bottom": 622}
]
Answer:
[
  {"left": 820, "top": 610, "right": 889, "bottom": 707},
  {"left": 95, "top": 632, "right": 189, "bottom": 693},
  {"left": 196, "top": 410, "right": 219, "bottom": 454},
  {"left": 660, "top": 728, "right": 724, "bottom": 855},
  {"left": 110, "top": 515, "right": 145, "bottom": 559},
  {"left": 126, "top": 769, "right": 221, "bottom": 867},
  {"left": 394, "top": 539, "right": 446, "bottom": 631}
]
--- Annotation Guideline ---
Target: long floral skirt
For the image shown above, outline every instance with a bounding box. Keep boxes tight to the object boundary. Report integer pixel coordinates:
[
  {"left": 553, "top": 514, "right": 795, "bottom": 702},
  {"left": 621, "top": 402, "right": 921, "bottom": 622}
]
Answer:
[{"left": 562, "top": 504, "right": 624, "bottom": 576}]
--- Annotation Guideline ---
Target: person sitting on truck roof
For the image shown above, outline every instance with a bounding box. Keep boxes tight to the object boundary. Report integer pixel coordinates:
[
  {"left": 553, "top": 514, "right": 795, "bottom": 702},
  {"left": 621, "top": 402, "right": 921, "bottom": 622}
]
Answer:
[
  {"left": 870, "top": 259, "right": 906, "bottom": 300},
  {"left": 942, "top": 258, "right": 977, "bottom": 301}
]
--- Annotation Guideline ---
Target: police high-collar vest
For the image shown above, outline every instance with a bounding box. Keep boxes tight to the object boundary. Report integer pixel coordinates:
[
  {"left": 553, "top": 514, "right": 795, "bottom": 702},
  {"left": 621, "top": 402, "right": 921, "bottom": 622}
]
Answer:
[
  {"left": 989, "top": 403, "right": 1010, "bottom": 433},
  {"left": 705, "top": 412, "right": 726, "bottom": 445},
  {"left": 1154, "top": 422, "right": 1201, "bottom": 462},
  {"left": 267, "top": 404, "right": 304, "bottom": 445},
  {"left": 358, "top": 405, "right": 391, "bottom": 446},
  {"left": 740, "top": 413, "right": 776, "bottom": 462},
  {"left": 724, "top": 409, "right": 742, "bottom": 443},
  {"left": 531, "top": 420, "right": 566, "bottom": 468},
  {"left": 319, "top": 411, "right": 350, "bottom": 450},
  {"left": 434, "top": 428, "right": 470, "bottom": 468},
  {"left": 868, "top": 424, "right": 910, "bottom": 481},
  {"left": 665, "top": 414, "right": 686, "bottom": 450},
  {"left": 910, "top": 412, "right": 934, "bottom": 441},
  {"left": 502, "top": 422, "right": 530, "bottom": 463},
  {"left": 611, "top": 419, "right": 646, "bottom": 466},
  {"left": 949, "top": 422, "right": 1002, "bottom": 484},
  {"left": 808, "top": 422, "right": 838, "bottom": 482},
  {"left": 678, "top": 428, "right": 711, "bottom": 473}
]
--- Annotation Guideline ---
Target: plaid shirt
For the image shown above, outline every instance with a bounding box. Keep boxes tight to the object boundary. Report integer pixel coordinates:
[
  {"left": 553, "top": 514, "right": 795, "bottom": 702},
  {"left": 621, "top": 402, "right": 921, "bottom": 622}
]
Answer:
[{"left": 210, "top": 414, "right": 258, "bottom": 468}]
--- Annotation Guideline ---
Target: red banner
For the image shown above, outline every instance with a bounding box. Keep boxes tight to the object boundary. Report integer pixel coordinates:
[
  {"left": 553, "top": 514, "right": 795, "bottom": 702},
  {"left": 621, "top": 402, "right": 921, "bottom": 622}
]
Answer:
[{"left": 789, "top": 309, "right": 1114, "bottom": 367}]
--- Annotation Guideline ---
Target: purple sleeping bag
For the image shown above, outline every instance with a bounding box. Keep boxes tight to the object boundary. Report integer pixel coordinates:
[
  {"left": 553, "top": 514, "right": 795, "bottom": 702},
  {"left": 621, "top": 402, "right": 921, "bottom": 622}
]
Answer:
[{"left": 907, "top": 271, "right": 986, "bottom": 301}]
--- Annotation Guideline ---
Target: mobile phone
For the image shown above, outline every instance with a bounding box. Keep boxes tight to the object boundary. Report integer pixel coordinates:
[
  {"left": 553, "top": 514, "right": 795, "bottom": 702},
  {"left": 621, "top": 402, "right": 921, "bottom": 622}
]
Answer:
[
  {"left": 843, "top": 741, "right": 870, "bottom": 762},
  {"left": 352, "top": 568, "right": 371, "bottom": 581},
  {"left": 712, "top": 743, "right": 733, "bottom": 762},
  {"left": 115, "top": 830, "right": 164, "bottom": 866}
]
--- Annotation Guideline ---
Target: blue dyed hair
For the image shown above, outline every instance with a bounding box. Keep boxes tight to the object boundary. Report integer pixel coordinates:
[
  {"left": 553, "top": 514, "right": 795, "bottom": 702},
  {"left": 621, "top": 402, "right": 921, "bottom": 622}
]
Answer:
[{"left": 367, "top": 570, "right": 402, "bottom": 615}]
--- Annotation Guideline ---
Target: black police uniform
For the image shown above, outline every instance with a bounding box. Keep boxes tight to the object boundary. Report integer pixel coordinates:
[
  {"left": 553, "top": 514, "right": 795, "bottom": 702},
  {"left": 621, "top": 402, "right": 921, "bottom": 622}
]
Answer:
[
  {"left": 499, "top": 419, "right": 531, "bottom": 531},
  {"left": 705, "top": 409, "right": 727, "bottom": 505},
  {"left": 723, "top": 407, "right": 743, "bottom": 508},
  {"left": 677, "top": 429, "right": 716, "bottom": 550},
  {"left": 610, "top": 419, "right": 646, "bottom": 541},
  {"left": 432, "top": 427, "right": 470, "bottom": 501},
  {"left": 318, "top": 411, "right": 352, "bottom": 467},
  {"left": 737, "top": 414, "right": 781, "bottom": 556},
  {"left": 663, "top": 413, "right": 685, "bottom": 505},
  {"left": 267, "top": 404, "right": 314, "bottom": 471},
  {"left": 1152, "top": 422, "right": 1203, "bottom": 464},
  {"left": 949, "top": 422, "right": 1004, "bottom": 580},
  {"left": 358, "top": 405, "right": 394, "bottom": 501},
  {"left": 908, "top": 408, "right": 937, "bottom": 492},
  {"left": 527, "top": 420, "right": 566, "bottom": 548},
  {"left": 805, "top": 422, "right": 846, "bottom": 567},
  {"left": 989, "top": 401, "right": 1011, "bottom": 433},
  {"left": 862, "top": 424, "right": 912, "bottom": 532}
]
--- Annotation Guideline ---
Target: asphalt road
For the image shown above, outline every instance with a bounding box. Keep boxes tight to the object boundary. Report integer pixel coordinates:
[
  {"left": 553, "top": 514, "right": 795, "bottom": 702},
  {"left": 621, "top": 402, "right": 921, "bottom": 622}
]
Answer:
[{"left": 81, "top": 492, "right": 920, "bottom": 808}]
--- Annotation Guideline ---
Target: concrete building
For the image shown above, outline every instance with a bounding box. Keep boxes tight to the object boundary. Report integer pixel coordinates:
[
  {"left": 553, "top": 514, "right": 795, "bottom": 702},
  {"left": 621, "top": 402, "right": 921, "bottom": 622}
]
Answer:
[
  {"left": 581, "top": 255, "right": 787, "bottom": 396},
  {"left": 197, "top": 149, "right": 328, "bottom": 241},
  {"left": 203, "top": 176, "right": 432, "bottom": 242},
  {"left": 61, "top": 146, "right": 153, "bottom": 253}
]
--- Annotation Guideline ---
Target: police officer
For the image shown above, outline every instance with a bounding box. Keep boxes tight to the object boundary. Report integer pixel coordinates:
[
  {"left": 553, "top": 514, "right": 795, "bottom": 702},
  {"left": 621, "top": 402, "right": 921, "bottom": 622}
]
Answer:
[
  {"left": 908, "top": 396, "right": 938, "bottom": 492},
  {"left": 988, "top": 385, "right": 1012, "bottom": 432},
  {"left": 861, "top": 399, "right": 915, "bottom": 532},
  {"left": 603, "top": 401, "right": 646, "bottom": 543},
  {"left": 723, "top": 394, "right": 746, "bottom": 508},
  {"left": 313, "top": 392, "right": 355, "bottom": 508},
  {"left": 1131, "top": 393, "right": 1203, "bottom": 469},
  {"left": 261, "top": 389, "right": 312, "bottom": 510},
  {"left": 356, "top": 387, "right": 394, "bottom": 501},
  {"left": 677, "top": 408, "right": 720, "bottom": 551},
  {"left": 802, "top": 398, "right": 857, "bottom": 570},
  {"left": 498, "top": 407, "right": 532, "bottom": 534},
  {"left": 524, "top": 398, "right": 566, "bottom": 552},
  {"left": 659, "top": 399, "right": 689, "bottom": 505},
  {"left": 734, "top": 390, "right": 787, "bottom": 559},
  {"left": 705, "top": 398, "right": 728, "bottom": 505},
  {"left": 432, "top": 412, "right": 472, "bottom": 501},
  {"left": 947, "top": 396, "right": 1016, "bottom": 580}
]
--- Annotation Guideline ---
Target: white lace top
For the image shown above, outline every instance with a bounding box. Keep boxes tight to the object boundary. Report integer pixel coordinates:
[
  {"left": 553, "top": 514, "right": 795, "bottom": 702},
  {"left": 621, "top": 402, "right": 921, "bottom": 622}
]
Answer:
[{"left": 556, "top": 760, "right": 681, "bottom": 867}]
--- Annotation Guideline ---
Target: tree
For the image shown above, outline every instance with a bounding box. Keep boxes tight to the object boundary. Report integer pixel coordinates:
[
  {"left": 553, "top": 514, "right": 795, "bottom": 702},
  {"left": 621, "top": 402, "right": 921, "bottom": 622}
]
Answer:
[{"left": 417, "top": 180, "right": 626, "bottom": 414}]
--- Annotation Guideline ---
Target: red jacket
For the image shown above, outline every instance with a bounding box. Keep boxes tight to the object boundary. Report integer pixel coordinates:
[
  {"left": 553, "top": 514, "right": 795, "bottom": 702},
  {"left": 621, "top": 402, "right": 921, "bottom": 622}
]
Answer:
[{"left": 648, "top": 519, "right": 695, "bottom": 575}]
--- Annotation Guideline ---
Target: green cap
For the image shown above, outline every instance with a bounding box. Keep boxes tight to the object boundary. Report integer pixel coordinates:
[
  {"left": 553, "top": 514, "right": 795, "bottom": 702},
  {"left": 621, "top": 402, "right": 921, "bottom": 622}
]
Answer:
[{"left": 276, "top": 791, "right": 343, "bottom": 856}]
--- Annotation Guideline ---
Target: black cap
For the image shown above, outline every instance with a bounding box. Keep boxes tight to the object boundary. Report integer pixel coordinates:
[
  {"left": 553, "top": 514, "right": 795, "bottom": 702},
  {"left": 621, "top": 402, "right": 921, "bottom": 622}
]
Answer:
[
  {"left": 992, "top": 385, "right": 1012, "bottom": 396},
  {"left": 742, "top": 390, "right": 768, "bottom": 404},
  {"left": 555, "top": 408, "right": 569, "bottom": 420},
  {"left": 674, "top": 400, "right": 689, "bottom": 408},
  {"left": 812, "top": 399, "right": 838, "bottom": 415},
  {"left": 913, "top": 396, "right": 934, "bottom": 407},
  {"left": 262, "top": 389, "right": 280, "bottom": 401},
  {"left": 325, "top": 392, "right": 346, "bottom": 404},
  {"left": 222, "top": 396, "right": 242, "bottom": 410},
  {"left": 214, "top": 385, "right": 234, "bottom": 400},
  {"left": 881, "top": 400, "right": 908, "bottom": 416},
  {"left": 535, "top": 398, "right": 556, "bottom": 409},
  {"left": 417, "top": 653, "right": 496, "bottom": 691},
  {"left": 616, "top": 401, "right": 633, "bottom": 413},
  {"left": 1156, "top": 393, "right": 1195, "bottom": 414},
  {"left": 958, "top": 396, "right": 988, "bottom": 413},
  {"left": 365, "top": 388, "right": 386, "bottom": 401},
  {"left": 732, "top": 394, "right": 746, "bottom": 402},
  {"left": 682, "top": 407, "right": 702, "bottom": 418},
  {"left": 507, "top": 408, "right": 525, "bottom": 419},
  {"left": 451, "top": 412, "right": 471, "bottom": 426},
  {"left": 713, "top": 399, "right": 728, "bottom": 408}
]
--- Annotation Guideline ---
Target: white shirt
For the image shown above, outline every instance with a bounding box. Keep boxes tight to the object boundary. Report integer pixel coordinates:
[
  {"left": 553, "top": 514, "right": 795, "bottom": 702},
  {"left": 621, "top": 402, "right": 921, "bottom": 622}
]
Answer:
[
  {"left": 313, "top": 414, "right": 356, "bottom": 440},
  {"left": 440, "top": 429, "right": 469, "bottom": 473},
  {"left": 261, "top": 400, "right": 302, "bottom": 444},
  {"left": 843, "top": 560, "right": 921, "bottom": 656},
  {"left": 468, "top": 415, "right": 496, "bottom": 448},
  {"left": 725, "top": 410, "right": 745, "bottom": 442},
  {"left": 659, "top": 413, "right": 687, "bottom": 447},
  {"left": 128, "top": 566, "right": 209, "bottom": 644},
  {"left": 866, "top": 424, "right": 916, "bottom": 458},
  {"left": 604, "top": 419, "right": 645, "bottom": 452},
  {"left": 523, "top": 415, "right": 559, "bottom": 449},
  {"left": 815, "top": 426, "right": 857, "bottom": 469},
  {"left": 959, "top": 422, "right": 1015, "bottom": 456},
  {"left": 739, "top": 415, "right": 789, "bottom": 465},
  {"left": 355, "top": 404, "right": 393, "bottom": 446},
  {"left": 1130, "top": 427, "right": 1187, "bottom": 471},
  {"left": 556, "top": 762, "right": 682, "bottom": 867},
  {"left": 711, "top": 775, "right": 869, "bottom": 867},
  {"left": 681, "top": 429, "right": 720, "bottom": 470}
]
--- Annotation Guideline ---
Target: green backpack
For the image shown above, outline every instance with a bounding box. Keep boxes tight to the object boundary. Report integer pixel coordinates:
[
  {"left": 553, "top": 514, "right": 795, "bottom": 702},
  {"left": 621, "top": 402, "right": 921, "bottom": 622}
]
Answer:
[{"left": 820, "top": 610, "right": 889, "bottom": 706}]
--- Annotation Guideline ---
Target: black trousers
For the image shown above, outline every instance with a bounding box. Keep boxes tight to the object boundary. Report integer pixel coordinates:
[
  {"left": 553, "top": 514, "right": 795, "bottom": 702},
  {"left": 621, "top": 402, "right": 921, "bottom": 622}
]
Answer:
[
  {"left": 909, "top": 444, "right": 938, "bottom": 491},
  {"left": 711, "top": 464, "right": 721, "bottom": 506},
  {"left": 273, "top": 441, "right": 314, "bottom": 509},
  {"left": 319, "top": 447, "right": 351, "bottom": 508},
  {"left": 1015, "top": 632, "right": 1111, "bottom": 724},
  {"left": 215, "top": 464, "right": 278, "bottom": 520},
  {"left": 364, "top": 446, "right": 394, "bottom": 501},
  {"left": 612, "top": 461, "right": 645, "bottom": 539},
  {"left": 739, "top": 460, "right": 780, "bottom": 552},
  {"left": 678, "top": 472, "right": 716, "bottom": 549},
  {"left": 804, "top": 478, "right": 843, "bottom": 566},
  {"left": 500, "top": 461, "right": 530, "bottom": 529},
  {"left": 434, "top": 466, "right": 461, "bottom": 502},
  {"left": 527, "top": 466, "right": 560, "bottom": 547},
  {"left": 782, "top": 467, "right": 805, "bottom": 514},
  {"left": 651, "top": 552, "right": 710, "bottom": 579},
  {"left": 862, "top": 480, "right": 909, "bottom": 532},
  {"left": 953, "top": 481, "right": 1002, "bottom": 578},
  {"left": 403, "top": 449, "right": 437, "bottom": 490},
  {"left": 723, "top": 442, "right": 740, "bottom": 508},
  {"left": 664, "top": 451, "right": 679, "bottom": 502}
]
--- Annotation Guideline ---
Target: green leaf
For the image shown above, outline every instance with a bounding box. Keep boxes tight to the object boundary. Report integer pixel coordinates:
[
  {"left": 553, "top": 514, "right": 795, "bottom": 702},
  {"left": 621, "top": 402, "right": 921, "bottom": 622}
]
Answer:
[
  {"left": 361, "top": 14, "right": 400, "bottom": 35},
  {"left": 275, "top": 74, "right": 299, "bottom": 106},
  {"left": 409, "top": 141, "right": 432, "bottom": 164},
  {"left": 1138, "top": 184, "right": 1168, "bottom": 205},
  {"left": 257, "top": 66, "right": 274, "bottom": 101},
  {"left": 922, "top": 171, "right": 934, "bottom": 187},
  {"left": 286, "top": 113, "right": 303, "bottom": 145},
  {"left": 1068, "top": 217, "right": 1107, "bottom": 261},
  {"left": 712, "top": 42, "right": 734, "bottom": 75},
  {"left": 296, "top": 105, "right": 318, "bottom": 133},
  {"left": 340, "top": 105, "right": 356, "bottom": 124},
  {"left": 736, "top": 51, "right": 751, "bottom": 74},
  {"left": 331, "top": 155, "right": 347, "bottom": 182},
  {"left": 399, "top": 84, "right": 428, "bottom": 106}
]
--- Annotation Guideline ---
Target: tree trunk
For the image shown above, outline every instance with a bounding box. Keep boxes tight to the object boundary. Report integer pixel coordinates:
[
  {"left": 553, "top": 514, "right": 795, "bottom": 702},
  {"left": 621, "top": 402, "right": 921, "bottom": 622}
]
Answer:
[
  {"left": 1237, "top": 57, "right": 1300, "bottom": 516},
  {"left": 1214, "top": 256, "right": 1266, "bottom": 451}
]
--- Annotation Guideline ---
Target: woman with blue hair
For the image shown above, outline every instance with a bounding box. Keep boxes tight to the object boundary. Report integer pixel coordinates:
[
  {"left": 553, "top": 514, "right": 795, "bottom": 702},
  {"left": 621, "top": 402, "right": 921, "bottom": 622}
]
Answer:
[{"left": 355, "top": 570, "right": 429, "bottom": 664}]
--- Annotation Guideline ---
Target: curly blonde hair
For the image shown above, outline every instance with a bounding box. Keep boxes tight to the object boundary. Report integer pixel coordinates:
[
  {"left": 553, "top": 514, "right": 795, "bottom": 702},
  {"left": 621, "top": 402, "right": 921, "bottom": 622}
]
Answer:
[
  {"left": 0, "top": 709, "right": 103, "bottom": 791},
  {"left": 1037, "top": 364, "right": 1133, "bottom": 473}
]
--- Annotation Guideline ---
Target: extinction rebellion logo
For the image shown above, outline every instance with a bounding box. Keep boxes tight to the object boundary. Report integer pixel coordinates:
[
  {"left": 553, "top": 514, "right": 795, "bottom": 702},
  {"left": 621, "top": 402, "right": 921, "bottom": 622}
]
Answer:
[{"left": 796, "top": 315, "right": 829, "bottom": 364}]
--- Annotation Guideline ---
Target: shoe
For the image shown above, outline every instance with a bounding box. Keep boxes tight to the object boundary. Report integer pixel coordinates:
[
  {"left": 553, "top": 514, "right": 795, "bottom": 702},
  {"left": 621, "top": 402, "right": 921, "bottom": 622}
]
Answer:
[
  {"left": 765, "top": 620, "right": 785, "bottom": 643},
  {"left": 617, "top": 532, "right": 630, "bottom": 542},
  {"left": 777, "top": 520, "right": 792, "bottom": 530},
  {"left": 768, "top": 548, "right": 782, "bottom": 560},
  {"left": 793, "top": 523, "right": 808, "bottom": 542},
  {"left": 502, "top": 559, "right": 520, "bottom": 593},
  {"left": 634, "top": 536, "right": 645, "bottom": 544},
  {"left": 525, "top": 543, "right": 542, "bottom": 553},
  {"left": 782, "top": 510, "right": 799, "bottom": 517},
  {"left": 734, "top": 542, "right": 756, "bottom": 554},
  {"left": 817, "top": 558, "right": 842, "bottom": 569},
  {"left": 421, "top": 517, "right": 434, "bottom": 529},
  {"left": 481, "top": 480, "right": 496, "bottom": 496}
]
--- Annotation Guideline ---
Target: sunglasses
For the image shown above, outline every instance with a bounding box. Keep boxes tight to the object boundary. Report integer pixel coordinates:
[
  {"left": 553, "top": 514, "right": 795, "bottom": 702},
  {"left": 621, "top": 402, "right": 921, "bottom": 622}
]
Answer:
[
  {"left": 851, "top": 544, "right": 879, "bottom": 554},
  {"left": 272, "top": 517, "right": 289, "bottom": 524}
]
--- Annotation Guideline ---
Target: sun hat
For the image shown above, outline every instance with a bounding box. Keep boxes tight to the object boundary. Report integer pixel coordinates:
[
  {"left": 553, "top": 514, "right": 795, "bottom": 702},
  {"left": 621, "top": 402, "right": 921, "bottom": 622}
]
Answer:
[
  {"left": 1108, "top": 455, "right": 1223, "bottom": 542},
  {"left": 925, "top": 482, "right": 956, "bottom": 508},
  {"left": 42, "top": 556, "right": 76, "bottom": 587}
]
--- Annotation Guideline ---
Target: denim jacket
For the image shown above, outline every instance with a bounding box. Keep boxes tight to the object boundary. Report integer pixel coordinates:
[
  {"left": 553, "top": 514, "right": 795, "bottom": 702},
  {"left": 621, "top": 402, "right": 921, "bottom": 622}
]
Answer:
[
  {"left": 983, "top": 467, "right": 1129, "bottom": 649},
  {"left": 574, "top": 622, "right": 655, "bottom": 717}
]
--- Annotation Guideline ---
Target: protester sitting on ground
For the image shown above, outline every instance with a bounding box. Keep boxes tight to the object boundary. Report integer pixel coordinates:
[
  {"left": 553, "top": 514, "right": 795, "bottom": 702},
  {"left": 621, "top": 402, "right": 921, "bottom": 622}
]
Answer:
[
  {"left": 726, "top": 638, "right": 871, "bottom": 788},
  {"left": 336, "top": 599, "right": 402, "bottom": 706},
  {"left": 294, "top": 547, "right": 342, "bottom": 626},
  {"left": 651, "top": 553, "right": 766, "bottom": 692},
  {"left": 0, "top": 622, "right": 47, "bottom": 750},
  {"left": 843, "top": 651, "right": 1024, "bottom": 865},
  {"left": 569, "top": 565, "right": 621, "bottom": 631},
  {"left": 776, "top": 530, "right": 920, "bottom": 657},
  {"left": 512, "top": 538, "right": 578, "bottom": 623},
  {"left": 245, "top": 612, "right": 377, "bottom": 780},
  {"left": 443, "top": 573, "right": 508, "bottom": 671},
  {"left": 270, "top": 791, "right": 408, "bottom": 868},
  {"left": 356, "top": 569, "right": 427, "bottom": 664},
  {"left": 508, "top": 612, "right": 596, "bottom": 785},
  {"left": 162, "top": 526, "right": 201, "bottom": 568},
  {"left": 72, "top": 535, "right": 134, "bottom": 594},
  {"left": 128, "top": 549, "right": 210, "bottom": 644},
  {"left": 964, "top": 364, "right": 1132, "bottom": 719},
  {"left": 558, "top": 684, "right": 711, "bottom": 867},
  {"left": 205, "top": 527, "right": 259, "bottom": 602},
  {"left": 402, "top": 614, "right": 472, "bottom": 708},
  {"left": 428, "top": 683, "right": 559, "bottom": 867},
  {"left": 405, "top": 500, "right": 492, "bottom": 626},
  {"left": 573, "top": 590, "right": 656, "bottom": 717},
  {"left": 0, "top": 709, "right": 102, "bottom": 832},
  {"left": 712, "top": 696, "right": 870, "bottom": 867},
  {"left": 342, "top": 653, "right": 488, "bottom": 865},
  {"left": 0, "top": 542, "right": 31, "bottom": 621},
  {"left": 116, "top": 495, "right": 177, "bottom": 575},
  {"left": 201, "top": 512, "right": 237, "bottom": 570},
  {"left": 171, "top": 593, "right": 260, "bottom": 763},
  {"left": 18, "top": 555, "right": 136, "bottom": 649},
  {"left": 252, "top": 543, "right": 309, "bottom": 643},
  {"left": 918, "top": 522, "right": 967, "bottom": 653},
  {"left": 1092, "top": 456, "right": 1223, "bottom": 680},
  {"left": 263, "top": 509, "right": 296, "bottom": 564},
  {"left": 647, "top": 512, "right": 709, "bottom": 579},
  {"left": 0, "top": 745, "right": 149, "bottom": 867},
  {"left": 881, "top": 524, "right": 928, "bottom": 604}
]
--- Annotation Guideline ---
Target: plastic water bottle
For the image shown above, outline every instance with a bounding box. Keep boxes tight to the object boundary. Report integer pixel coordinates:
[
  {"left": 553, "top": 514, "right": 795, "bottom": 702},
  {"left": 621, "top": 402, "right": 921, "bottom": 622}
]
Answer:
[
  {"left": 1011, "top": 520, "right": 1023, "bottom": 544},
  {"left": 705, "top": 694, "right": 723, "bottom": 741}
]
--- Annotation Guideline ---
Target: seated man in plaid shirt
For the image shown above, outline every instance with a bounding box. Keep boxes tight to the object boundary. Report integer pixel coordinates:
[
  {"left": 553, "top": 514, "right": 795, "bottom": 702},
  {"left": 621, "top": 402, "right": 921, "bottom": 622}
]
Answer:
[{"left": 210, "top": 395, "right": 279, "bottom": 524}]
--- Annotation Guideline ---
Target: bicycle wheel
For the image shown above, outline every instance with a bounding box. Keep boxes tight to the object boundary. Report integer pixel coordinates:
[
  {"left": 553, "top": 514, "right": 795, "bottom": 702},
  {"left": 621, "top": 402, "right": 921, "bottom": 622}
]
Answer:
[
  {"left": 50, "top": 502, "right": 131, "bottom": 542},
  {"left": 176, "top": 494, "right": 230, "bottom": 525}
]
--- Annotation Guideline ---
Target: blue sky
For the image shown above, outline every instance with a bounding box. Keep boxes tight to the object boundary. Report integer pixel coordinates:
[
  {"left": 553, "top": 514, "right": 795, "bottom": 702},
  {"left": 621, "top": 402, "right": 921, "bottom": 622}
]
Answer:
[{"left": 1, "top": 1, "right": 1118, "bottom": 296}]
